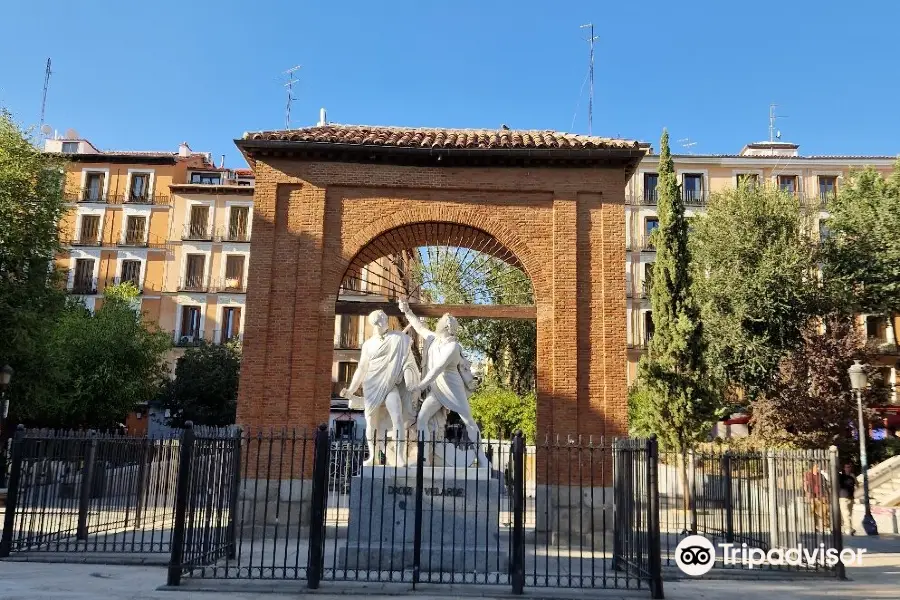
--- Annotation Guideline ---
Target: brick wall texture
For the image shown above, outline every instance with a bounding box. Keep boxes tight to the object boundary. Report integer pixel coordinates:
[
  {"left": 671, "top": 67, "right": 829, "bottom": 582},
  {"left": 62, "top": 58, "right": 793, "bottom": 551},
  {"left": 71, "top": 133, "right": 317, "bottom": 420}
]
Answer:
[{"left": 236, "top": 158, "right": 628, "bottom": 445}]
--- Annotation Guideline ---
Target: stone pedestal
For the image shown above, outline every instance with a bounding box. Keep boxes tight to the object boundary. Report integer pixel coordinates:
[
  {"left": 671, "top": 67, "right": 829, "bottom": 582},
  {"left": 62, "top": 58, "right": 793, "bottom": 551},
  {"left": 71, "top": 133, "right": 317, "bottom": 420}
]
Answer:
[{"left": 338, "top": 466, "right": 507, "bottom": 573}]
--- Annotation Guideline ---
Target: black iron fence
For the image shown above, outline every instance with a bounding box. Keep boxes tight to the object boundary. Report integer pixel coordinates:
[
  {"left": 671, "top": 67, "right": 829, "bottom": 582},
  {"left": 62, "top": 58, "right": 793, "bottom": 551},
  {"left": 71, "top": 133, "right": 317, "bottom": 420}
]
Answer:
[
  {"left": 0, "top": 427, "right": 180, "bottom": 558},
  {"left": 163, "top": 425, "right": 662, "bottom": 597},
  {"left": 658, "top": 446, "right": 844, "bottom": 576}
]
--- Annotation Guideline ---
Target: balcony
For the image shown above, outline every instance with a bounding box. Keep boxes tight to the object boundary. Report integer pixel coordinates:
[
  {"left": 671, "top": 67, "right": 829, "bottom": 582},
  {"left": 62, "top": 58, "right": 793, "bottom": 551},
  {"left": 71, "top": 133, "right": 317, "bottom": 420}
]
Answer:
[
  {"left": 639, "top": 235, "right": 655, "bottom": 252},
  {"left": 866, "top": 338, "right": 900, "bottom": 356},
  {"left": 182, "top": 223, "right": 214, "bottom": 241},
  {"left": 64, "top": 188, "right": 107, "bottom": 203},
  {"left": 117, "top": 231, "right": 149, "bottom": 247},
  {"left": 210, "top": 278, "right": 246, "bottom": 293},
  {"left": 174, "top": 330, "right": 205, "bottom": 347},
  {"left": 111, "top": 192, "right": 171, "bottom": 206},
  {"left": 65, "top": 234, "right": 103, "bottom": 247},
  {"left": 682, "top": 190, "right": 708, "bottom": 207},
  {"left": 178, "top": 276, "right": 209, "bottom": 293},
  {"left": 337, "top": 331, "right": 361, "bottom": 349},
  {"left": 213, "top": 329, "right": 243, "bottom": 345},
  {"left": 626, "top": 339, "right": 650, "bottom": 350},
  {"left": 626, "top": 191, "right": 657, "bottom": 206},
  {"left": 113, "top": 276, "right": 143, "bottom": 292},
  {"left": 626, "top": 281, "right": 651, "bottom": 299},
  {"left": 70, "top": 278, "right": 98, "bottom": 295},
  {"left": 217, "top": 227, "right": 251, "bottom": 243}
]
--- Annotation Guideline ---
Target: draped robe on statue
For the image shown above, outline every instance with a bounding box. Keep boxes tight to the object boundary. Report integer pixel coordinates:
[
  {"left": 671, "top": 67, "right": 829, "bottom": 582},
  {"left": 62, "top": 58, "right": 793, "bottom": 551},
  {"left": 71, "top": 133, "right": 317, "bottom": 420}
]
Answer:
[{"left": 359, "top": 331, "right": 418, "bottom": 428}]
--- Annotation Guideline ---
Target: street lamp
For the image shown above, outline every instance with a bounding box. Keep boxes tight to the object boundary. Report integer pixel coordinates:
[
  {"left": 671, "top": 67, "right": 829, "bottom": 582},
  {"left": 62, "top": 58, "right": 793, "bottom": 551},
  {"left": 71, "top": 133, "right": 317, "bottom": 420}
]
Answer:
[
  {"left": 0, "top": 364, "right": 13, "bottom": 488},
  {"left": 848, "top": 359, "right": 878, "bottom": 536}
]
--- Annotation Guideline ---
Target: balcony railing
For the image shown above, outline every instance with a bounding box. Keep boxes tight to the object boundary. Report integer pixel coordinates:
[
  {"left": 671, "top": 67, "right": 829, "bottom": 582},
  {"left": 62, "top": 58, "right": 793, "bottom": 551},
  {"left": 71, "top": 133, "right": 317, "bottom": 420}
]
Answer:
[
  {"left": 67, "top": 234, "right": 103, "bottom": 247},
  {"left": 113, "top": 276, "right": 143, "bottom": 292},
  {"left": 866, "top": 338, "right": 900, "bottom": 355},
  {"left": 210, "top": 278, "right": 246, "bottom": 293},
  {"left": 625, "top": 281, "right": 651, "bottom": 299},
  {"left": 182, "top": 223, "right": 214, "bottom": 241},
  {"left": 337, "top": 331, "right": 361, "bottom": 349},
  {"left": 174, "top": 330, "right": 205, "bottom": 347},
  {"left": 178, "top": 276, "right": 209, "bottom": 293},
  {"left": 117, "top": 231, "right": 149, "bottom": 247},
  {"left": 213, "top": 329, "right": 243, "bottom": 345},
  {"left": 70, "top": 278, "right": 98, "bottom": 295},
  {"left": 116, "top": 192, "right": 171, "bottom": 206},
  {"left": 64, "top": 188, "right": 107, "bottom": 203},
  {"left": 682, "top": 190, "right": 709, "bottom": 207},
  {"left": 217, "top": 227, "right": 251, "bottom": 242}
]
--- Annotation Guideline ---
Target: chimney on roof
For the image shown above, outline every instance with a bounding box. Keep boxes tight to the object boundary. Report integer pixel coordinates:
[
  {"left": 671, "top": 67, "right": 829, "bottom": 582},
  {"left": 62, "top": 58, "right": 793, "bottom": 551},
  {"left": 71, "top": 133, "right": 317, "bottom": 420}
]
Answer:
[
  {"left": 318, "top": 108, "right": 327, "bottom": 127},
  {"left": 178, "top": 142, "right": 191, "bottom": 157},
  {"left": 219, "top": 154, "right": 225, "bottom": 169}
]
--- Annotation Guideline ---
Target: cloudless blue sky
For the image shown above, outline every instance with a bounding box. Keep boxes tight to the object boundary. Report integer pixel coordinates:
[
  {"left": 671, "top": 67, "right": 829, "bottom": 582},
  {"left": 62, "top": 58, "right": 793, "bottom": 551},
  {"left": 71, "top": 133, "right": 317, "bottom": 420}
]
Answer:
[{"left": 2, "top": 1, "right": 898, "bottom": 167}]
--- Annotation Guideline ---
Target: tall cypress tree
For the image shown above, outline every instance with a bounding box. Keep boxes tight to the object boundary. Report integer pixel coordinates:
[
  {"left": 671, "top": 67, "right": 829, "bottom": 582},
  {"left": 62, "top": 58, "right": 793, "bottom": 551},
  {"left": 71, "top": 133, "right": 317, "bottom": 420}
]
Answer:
[{"left": 628, "top": 130, "right": 722, "bottom": 453}]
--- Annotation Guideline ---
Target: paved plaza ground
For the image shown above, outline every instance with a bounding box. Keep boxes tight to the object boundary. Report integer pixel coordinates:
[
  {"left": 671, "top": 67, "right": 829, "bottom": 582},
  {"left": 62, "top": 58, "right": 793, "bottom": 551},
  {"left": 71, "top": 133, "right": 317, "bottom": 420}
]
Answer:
[{"left": 1, "top": 535, "right": 898, "bottom": 600}]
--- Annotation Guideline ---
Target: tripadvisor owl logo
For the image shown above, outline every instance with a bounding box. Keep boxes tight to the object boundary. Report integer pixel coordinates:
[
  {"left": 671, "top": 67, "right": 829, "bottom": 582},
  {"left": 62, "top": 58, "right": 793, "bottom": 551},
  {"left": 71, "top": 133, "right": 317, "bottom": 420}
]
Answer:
[{"left": 675, "top": 535, "right": 716, "bottom": 576}]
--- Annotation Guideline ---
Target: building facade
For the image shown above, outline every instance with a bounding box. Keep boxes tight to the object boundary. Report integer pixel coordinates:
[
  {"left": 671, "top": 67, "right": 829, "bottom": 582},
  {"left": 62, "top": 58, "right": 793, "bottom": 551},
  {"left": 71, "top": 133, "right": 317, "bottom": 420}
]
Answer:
[{"left": 625, "top": 140, "right": 899, "bottom": 404}]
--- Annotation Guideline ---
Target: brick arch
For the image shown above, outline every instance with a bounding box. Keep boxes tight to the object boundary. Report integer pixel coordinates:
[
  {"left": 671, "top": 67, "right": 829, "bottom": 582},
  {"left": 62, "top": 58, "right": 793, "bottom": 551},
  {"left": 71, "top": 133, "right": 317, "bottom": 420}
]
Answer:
[{"left": 322, "top": 206, "right": 548, "bottom": 308}]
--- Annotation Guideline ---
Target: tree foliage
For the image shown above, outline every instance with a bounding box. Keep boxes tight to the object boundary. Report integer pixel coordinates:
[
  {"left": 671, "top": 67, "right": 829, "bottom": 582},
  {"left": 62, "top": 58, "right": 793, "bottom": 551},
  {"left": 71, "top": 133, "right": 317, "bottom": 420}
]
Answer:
[
  {"left": 162, "top": 341, "right": 242, "bottom": 428},
  {"left": 629, "top": 130, "right": 723, "bottom": 451},
  {"left": 0, "top": 110, "right": 69, "bottom": 429},
  {"left": 410, "top": 252, "right": 536, "bottom": 395},
  {"left": 823, "top": 162, "right": 900, "bottom": 329},
  {"left": 751, "top": 314, "right": 887, "bottom": 449},
  {"left": 691, "top": 179, "right": 819, "bottom": 401},
  {"left": 470, "top": 382, "right": 536, "bottom": 442},
  {"left": 18, "top": 284, "right": 171, "bottom": 429}
]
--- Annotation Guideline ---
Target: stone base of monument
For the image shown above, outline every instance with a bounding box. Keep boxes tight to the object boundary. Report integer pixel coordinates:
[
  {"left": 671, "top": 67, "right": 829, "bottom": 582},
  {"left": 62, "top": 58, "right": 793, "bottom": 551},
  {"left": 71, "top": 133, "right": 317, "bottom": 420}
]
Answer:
[{"left": 338, "top": 466, "right": 508, "bottom": 573}]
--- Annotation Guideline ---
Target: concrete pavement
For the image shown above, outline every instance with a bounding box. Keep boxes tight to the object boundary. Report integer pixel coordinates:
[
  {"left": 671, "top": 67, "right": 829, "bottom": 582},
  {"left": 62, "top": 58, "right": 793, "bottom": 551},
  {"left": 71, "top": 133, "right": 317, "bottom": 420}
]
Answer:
[{"left": 1, "top": 535, "right": 898, "bottom": 600}]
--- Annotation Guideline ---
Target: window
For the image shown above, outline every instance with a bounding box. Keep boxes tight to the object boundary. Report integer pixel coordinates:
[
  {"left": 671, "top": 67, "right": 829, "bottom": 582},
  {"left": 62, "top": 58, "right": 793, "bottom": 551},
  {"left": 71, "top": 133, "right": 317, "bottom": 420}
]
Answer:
[
  {"left": 221, "top": 307, "right": 242, "bottom": 343},
  {"left": 190, "top": 172, "right": 222, "bottom": 185},
  {"left": 183, "top": 254, "right": 206, "bottom": 291},
  {"left": 644, "top": 311, "right": 655, "bottom": 343},
  {"left": 228, "top": 206, "right": 250, "bottom": 241},
  {"left": 867, "top": 315, "right": 887, "bottom": 341},
  {"left": 334, "top": 420, "right": 356, "bottom": 439},
  {"left": 337, "top": 362, "right": 357, "bottom": 384},
  {"left": 819, "top": 218, "right": 830, "bottom": 241},
  {"left": 644, "top": 217, "right": 659, "bottom": 248},
  {"left": 129, "top": 173, "right": 150, "bottom": 201},
  {"left": 79, "top": 215, "right": 100, "bottom": 244},
  {"left": 61, "top": 142, "right": 79, "bottom": 153},
  {"left": 224, "top": 255, "right": 245, "bottom": 291},
  {"left": 84, "top": 172, "right": 105, "bottom": 201},
  {"left": 186, "top": 205, "right": 210, "bottom": 239},
  {"left": 72, "top": 259, "right": 95, "bottom": 294},
  {"left": 179, "top": 305, "right": 202, "bottom": 341},
  {"left": 819, "top": 176, "right": 837, "bottom": 203},
  {"left": 643, "top": 173, "right": 658, "bottom": 203},
  {"left": 120, "top": 260, "right": 141, "bottom": 287},
  {"left": 683, "top": 174, "right": 704, "bottom": 202},
  {"left": 124, "top": 215, "right": 146, "bottom": 245},
  {"left": 736, "top": 173, "right": 760, "bottom": 189},
  {"left": 338, "top": 315, "right": 361, "bottom": 348},
  {"left": 644, "top": 263, "right": 654, "bottom": 297},
  {"left": 778, "top": 175, "right": 798, "bottom": 194}
]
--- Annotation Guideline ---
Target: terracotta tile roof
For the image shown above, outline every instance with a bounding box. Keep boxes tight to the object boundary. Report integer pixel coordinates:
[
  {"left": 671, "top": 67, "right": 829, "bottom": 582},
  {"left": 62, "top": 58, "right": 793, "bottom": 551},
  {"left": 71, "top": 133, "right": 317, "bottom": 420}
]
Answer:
[
  {"left": 243, "top": 124, "right": 641, "bottom": 151},
  {"left": 232, "top": 168, "right": 254, "bottom": 177}
]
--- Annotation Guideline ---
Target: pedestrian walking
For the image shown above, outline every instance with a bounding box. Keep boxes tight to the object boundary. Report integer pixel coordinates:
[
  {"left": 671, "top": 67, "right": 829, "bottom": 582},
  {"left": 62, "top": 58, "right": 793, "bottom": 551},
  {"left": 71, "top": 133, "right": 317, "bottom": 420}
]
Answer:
[
  {"left": 838, "top": 463, "right": 858, "bottom": 535},
  {"left": 804, "top": 462, "right": 829, "bottom": 529}
]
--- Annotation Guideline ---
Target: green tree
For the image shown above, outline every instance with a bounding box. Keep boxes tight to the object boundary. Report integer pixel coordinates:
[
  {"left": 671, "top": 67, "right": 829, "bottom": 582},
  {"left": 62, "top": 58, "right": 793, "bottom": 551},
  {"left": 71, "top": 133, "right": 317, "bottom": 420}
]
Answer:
[
  {"left": 751, "top": 313, "right": 888, "bottom": 451},
  {"left": 691, "top": 177, "right": 819, "bottom": 401},
  {"left": 629, "top": 130, "right": 722, "bottom": 453},
  {"left": 0, "top": 110, "right": 69, "bottom": 432},
  {"left": 163, "top": 341, "right": 241, "bottom": 427},
  {"left": 20, "top": 283, "right": 171, "bottom": 429},
  {"left": 469, "top": 382, "right": 536, "bottom": 442},
  {"left": 823, "top": 162, "right": 900, "bottom": 347}
]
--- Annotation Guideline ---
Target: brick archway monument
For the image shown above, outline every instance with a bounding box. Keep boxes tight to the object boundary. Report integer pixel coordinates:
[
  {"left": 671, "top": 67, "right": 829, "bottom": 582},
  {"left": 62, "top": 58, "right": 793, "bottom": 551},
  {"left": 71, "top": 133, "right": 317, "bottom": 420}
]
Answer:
[{"left": 235, "top": 125, "right": 645, "bottom": 438}]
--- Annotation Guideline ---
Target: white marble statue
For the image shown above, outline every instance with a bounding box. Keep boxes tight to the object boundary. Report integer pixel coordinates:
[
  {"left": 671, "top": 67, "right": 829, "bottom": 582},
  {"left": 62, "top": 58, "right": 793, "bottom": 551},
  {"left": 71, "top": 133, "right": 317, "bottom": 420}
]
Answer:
[
  {"left": 341, "top": 309, "right": 420, "bottom": 467},
  {"left": 398, "top": 299, "right": 489, "bottom": 466}
]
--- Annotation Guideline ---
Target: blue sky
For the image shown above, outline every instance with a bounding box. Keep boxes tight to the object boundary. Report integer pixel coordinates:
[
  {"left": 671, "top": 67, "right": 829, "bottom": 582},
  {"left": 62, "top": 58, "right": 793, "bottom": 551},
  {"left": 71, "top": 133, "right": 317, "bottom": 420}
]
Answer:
[{"left": 2, "top": 1, "right": 898, "bottom": 167}]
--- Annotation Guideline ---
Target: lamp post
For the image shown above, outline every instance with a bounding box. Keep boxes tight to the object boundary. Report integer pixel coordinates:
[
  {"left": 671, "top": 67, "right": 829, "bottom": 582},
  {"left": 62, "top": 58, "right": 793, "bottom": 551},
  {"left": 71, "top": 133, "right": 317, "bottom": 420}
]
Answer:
[
  {"left": 0, "top": 364, "right": 13, "bottom": 488},
  {"left": 848, "top": 359, "right": 878, "bottom": 536}
]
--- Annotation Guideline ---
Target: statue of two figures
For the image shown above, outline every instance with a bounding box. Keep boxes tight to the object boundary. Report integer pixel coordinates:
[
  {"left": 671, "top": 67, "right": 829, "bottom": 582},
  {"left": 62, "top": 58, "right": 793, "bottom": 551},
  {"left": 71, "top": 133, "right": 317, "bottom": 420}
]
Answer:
[{"left": 340, "top": 300, "right": 489, "bottom": 469}]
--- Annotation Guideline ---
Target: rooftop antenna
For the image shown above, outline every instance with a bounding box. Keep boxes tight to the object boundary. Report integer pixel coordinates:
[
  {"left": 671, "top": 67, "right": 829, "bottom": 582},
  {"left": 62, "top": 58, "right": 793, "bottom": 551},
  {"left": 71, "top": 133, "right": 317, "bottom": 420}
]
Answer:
[
  {"left": 768, "top": 103, "right": 788, "bottom": 142},
  {"left": 283, "top": 65, "right": 302, "bottom": 129},
  {"left": 580, "top": 24, "right": 599, "bottom": 135},
  {"left": 39, "top": 58, "right": 52, "bottom": 140},
  {"left": 678, "top": 137, "right": 697, "bottom": 152}
]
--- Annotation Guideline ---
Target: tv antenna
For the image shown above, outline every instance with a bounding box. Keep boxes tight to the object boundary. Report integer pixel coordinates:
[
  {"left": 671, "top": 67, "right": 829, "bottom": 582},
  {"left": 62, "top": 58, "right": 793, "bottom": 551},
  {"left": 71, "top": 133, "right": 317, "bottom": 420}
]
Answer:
[
  {"left": 769, "top": 103, "right": 788, "bottom": 142},
  {"left": 678, "top": 137, "right": 697, "bottom": 151},
  {"left": 39, "top": 58, "right": 52, "bottom": 139},
  {"left": 283, "top": 65, "right": 302, "bottom": 129},
  {"left": 580, "top": 24, "right": 599, "bottom": 135}
]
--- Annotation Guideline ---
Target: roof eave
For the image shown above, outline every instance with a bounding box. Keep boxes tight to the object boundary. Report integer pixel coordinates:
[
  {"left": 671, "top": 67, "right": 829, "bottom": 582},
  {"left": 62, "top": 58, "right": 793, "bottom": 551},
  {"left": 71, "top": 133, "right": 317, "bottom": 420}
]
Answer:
[{"left": 234, "top": 138, "right": 646, "bottom": 172}]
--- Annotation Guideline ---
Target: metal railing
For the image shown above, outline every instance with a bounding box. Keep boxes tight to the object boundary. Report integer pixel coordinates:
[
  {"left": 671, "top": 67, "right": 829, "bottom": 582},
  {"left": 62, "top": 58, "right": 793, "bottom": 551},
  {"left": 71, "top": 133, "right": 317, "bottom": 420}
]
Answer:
[
  {"left": 211, "top": 330, "right": 243, "bottom": 345},
  {"left": 64, "top": 189, "right": 108, "bottom": 203},
  {"left": 0, "top": 427, "right": 181, "bottom": 558},
  {"left": 62, "top": 190, "right": 172, "bottom": 206},
  {"left": 70, "top": 278, "right": 99, "bottom": 295},
  {"left": 336, "top": 331, "right": 361, "bottom": 349},
  {"left": 178, "top": 276, "right": 208, "bottom": 293},
  {"left": 173, "top": 330, "right": 205, "bottom": 347},
  {"left": 182, "top": 223, "right": 214, "bottom": 241},
  {"left": 657, "top": 446, "right": 843, "bottom": 576},
  {"left": 210, "top": 279, "right": 246, "bottom": 294},
  {"left": 217, "top": 227, "right": 251, "bottom": 243}
]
